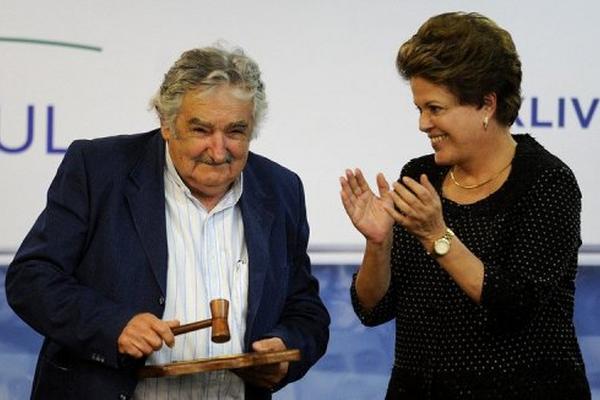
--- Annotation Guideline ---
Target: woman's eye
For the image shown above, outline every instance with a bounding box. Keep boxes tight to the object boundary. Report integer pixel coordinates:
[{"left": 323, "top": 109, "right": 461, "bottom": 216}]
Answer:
[{"left": 429, "top": 106, "right": 443, "bottom": 115}]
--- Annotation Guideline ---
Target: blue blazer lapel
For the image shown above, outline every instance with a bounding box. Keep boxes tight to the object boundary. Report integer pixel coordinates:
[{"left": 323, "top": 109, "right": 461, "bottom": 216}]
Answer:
[
  {"left": 241, "top": 155, "right": 275, "bottom": 344},
  {"left": 124, "top": 131, "right": 168, "bottom": 296}
]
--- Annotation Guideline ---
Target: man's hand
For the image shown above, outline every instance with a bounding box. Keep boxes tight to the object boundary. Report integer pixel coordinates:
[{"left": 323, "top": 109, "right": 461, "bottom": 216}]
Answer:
[
  {"left": 233, "top": 337, "right": 289, "bottom": 390},
  {"left": 117, "top": 313, "right": 180, "bottom": 358}
]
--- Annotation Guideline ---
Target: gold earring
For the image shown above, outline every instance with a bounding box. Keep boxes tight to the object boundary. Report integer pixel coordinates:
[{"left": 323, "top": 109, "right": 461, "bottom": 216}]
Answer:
[{"left": 483, "top": 116, "right": 489, "bottom": 130}]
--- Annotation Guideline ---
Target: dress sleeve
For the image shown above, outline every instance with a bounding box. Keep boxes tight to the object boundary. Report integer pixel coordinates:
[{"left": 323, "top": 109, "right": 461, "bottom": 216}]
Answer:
[
  {"left": 350, "top": 271, "right": 397, "bottom": 327},
  {"left": 480, "top": 165, "right": 582, "bottom": 329}
]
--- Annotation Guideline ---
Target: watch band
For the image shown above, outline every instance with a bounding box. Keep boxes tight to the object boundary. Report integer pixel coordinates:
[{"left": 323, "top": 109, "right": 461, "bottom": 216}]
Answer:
[{"left": 430, "top": 227, "right": 455, "bottom": 257}]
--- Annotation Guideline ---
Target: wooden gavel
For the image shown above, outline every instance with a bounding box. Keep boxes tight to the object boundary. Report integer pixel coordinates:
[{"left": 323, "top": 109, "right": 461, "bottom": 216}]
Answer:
[{"left": 171, "top": 299, "right": 230, "bottom": 343}]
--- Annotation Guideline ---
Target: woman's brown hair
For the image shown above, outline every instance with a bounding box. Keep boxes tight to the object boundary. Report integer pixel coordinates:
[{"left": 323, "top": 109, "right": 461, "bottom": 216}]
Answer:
[{"left": 397, "top": 12, "right": 522, "bottom": 126}]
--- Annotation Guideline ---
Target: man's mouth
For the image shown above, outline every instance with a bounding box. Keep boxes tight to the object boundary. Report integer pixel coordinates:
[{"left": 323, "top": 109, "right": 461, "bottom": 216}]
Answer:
[{"left": 195, "top": 153, "right": 233, "bottom": 165}]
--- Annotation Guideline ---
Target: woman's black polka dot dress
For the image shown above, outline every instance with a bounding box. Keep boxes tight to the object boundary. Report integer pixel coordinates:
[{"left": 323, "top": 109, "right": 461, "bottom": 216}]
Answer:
[{"left": 351, "top": 134, "right": 591, "bottom": 399}]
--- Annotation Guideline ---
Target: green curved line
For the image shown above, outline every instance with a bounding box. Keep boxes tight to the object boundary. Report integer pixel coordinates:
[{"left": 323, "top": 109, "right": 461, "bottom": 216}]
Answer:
[{"left": 0, "top": 37, "right": 102, "bottom": 52}]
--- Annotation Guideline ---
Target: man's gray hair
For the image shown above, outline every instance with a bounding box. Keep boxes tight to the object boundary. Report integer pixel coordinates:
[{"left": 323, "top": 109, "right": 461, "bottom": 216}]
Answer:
[{"left": 151, "top": 45, "right": 267, "bottom": 139}]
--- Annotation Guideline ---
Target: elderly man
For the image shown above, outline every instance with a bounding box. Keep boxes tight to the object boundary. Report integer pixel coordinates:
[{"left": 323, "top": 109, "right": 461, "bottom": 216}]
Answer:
[{"left": 6, "top": 46, "right": 329, "bottom": 400}]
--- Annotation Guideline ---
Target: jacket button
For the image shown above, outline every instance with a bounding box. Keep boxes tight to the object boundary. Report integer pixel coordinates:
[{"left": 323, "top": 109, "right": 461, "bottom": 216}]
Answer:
[
  {"left": 118, "top": 394, "right": 128, "bottom": 400},
  {"left": 158, "top": 296, "right": 165, "bottom": 305}
]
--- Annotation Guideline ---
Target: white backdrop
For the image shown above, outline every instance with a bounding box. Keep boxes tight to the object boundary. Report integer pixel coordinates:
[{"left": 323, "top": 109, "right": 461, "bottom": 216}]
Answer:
[{"left": 1, "top": 0, "right": 599, "bottom": 264}]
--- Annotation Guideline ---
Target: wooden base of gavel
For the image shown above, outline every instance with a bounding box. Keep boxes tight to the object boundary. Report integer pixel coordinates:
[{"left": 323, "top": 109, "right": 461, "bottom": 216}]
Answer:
[
  {"left": 171, "top": 298, "right": 230, "bottom": 343},
  {"left": 138, "top": 298, "right": 301, "bottom": 378},
  {"left": 138, "top": 349, "right": 301, "bottom": 378}
]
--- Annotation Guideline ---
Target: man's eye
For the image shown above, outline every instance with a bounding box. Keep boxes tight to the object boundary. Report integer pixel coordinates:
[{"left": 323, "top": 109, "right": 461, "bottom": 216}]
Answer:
[{"left": 228, "top": 129, "right": 247, "bottom": 136}]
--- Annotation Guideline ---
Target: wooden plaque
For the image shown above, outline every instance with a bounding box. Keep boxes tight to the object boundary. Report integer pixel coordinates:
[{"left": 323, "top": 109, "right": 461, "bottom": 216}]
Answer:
[{"left": 138, "top": 349, "right": 301, "bottom": 378}]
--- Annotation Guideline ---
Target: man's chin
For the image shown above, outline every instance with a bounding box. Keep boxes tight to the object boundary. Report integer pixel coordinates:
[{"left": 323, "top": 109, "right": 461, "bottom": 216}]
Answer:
[{"left": 193, "top": 180, "right": 234, "bottom": 196}]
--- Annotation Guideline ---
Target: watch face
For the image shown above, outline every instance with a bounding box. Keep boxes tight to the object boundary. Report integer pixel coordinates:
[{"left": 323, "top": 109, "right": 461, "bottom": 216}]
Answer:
[{"left": 434, "top": 238, "right": 450, "bottom": 255}]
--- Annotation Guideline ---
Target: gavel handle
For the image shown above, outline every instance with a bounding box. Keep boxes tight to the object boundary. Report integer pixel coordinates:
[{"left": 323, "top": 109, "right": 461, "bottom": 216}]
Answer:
[{"left": 172, "top": 319, "right": 212, "bottom": 336}]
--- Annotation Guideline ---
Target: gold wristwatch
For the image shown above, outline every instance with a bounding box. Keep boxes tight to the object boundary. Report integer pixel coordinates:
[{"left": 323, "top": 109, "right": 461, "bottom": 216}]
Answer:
[{"left": 431, "top": 228, "right": 455, "bottom": 257}]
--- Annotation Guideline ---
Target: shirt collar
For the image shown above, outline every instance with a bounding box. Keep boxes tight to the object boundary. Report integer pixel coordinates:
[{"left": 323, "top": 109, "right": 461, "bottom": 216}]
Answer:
[{"left": 164, "top": 143, "right": 243, "bottom": 213}]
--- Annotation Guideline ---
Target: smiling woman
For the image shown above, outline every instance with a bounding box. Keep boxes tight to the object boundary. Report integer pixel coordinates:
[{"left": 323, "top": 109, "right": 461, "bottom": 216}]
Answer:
[{"left": 340, "top": 11, "right": 591, "bottom": 399}]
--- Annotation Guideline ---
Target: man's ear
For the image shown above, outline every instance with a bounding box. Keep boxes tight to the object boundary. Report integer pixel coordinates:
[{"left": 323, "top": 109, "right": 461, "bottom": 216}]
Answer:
[{"left": 160, "top": 120, "right": 172, "bottom": 141}]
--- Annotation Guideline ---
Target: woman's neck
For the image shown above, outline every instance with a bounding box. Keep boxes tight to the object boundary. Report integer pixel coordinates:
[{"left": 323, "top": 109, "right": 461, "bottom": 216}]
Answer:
[
  {"left": 442, "top": 131, "right": 517, "bottom": 204},
  {"left": 453, "top": 130, "right": 516, "bottom": 183}
]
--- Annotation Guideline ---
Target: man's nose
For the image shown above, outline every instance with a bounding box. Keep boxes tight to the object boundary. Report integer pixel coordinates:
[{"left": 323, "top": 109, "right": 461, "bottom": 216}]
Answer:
[{"left": 209, "top": 132, "right": 228, "bottom": 162}]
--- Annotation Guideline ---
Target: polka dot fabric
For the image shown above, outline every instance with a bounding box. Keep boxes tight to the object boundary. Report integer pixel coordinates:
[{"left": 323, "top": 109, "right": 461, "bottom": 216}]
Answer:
[{"left": 351, "top": 135, "right": 591, "bottom": 399}]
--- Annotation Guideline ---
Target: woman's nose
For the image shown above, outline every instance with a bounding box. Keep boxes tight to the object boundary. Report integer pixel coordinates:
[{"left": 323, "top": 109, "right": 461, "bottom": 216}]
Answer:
[{"left": 419, "top": 112, "right": 434, "bottom": 133}]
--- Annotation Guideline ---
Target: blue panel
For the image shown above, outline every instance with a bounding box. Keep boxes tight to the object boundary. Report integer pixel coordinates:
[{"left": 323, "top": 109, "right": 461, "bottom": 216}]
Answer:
[
  {"left": 0, "top": 267, "right": 43, "bottom": 399},
  {"left": 1, "top": 265, "right": 599, "bottom": 399},
  {"left": 573, "top": 267, "right": 600, "bottom": 392},
  {"left": 276, "top": 265, "right": 394, "bottom": 399}
]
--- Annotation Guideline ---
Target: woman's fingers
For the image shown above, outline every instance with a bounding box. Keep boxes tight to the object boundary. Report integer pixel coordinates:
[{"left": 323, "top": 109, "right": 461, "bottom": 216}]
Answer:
[
  {"left": 383, "top": 200, "right": 407, "bottom": 223},
  {"left": 376, "top": 173, "right": 391, "bottom": 197},
  {"left": 345, "top": 169, "right": 362, "bottom": 197},
  {"left": 340, "top": 176, "right": 367, "bottom": 215},
  {"left": 392, "top": 175, "right": 440, "bottom": 213},
  {"left": 392, "top": 181, "right": 420, "bottom": 211},
  {"left": 389, "top": 189, "right": 412, "bottom": 217},
  {"left": 354, "top": 168, "right": 371, "bottom": 193}
]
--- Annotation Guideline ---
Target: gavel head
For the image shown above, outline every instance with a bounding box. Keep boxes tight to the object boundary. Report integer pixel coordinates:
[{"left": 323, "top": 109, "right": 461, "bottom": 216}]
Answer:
[{"left": 209, "top": 299, "right": 230, "bottom": 343}]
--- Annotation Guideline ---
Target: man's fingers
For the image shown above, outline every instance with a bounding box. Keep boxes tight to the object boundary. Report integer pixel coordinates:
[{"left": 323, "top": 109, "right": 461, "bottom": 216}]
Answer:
[
  {"left": 165, "top": 319, "right": 181, "bottom": 347},
  {"left": 119, "top": 335, "right": 153, "bottom": 358},
  {"left": 158, "top": 319, "right": 180, "bottom": 348},
  {"left": 119, "top": 343, "right": 144, "bottom": 359},
  {"left": 166, "top": 319, "right": 181, "bottom": 328},
  {"left": 118, "top": 313, "right": 179, "bottom": 356},
  {"left": 233, "top": 361, "right": 288, "bottom": 389},
  {"left": 233, "top": 368, "right": 273, "bottom": 388},
  {"left": 143, "top": 330, "right": 165, "bottom": 351},
  {"left": 252, "top": 337, "right": 286, "bottom": 352},
  {"left": 133, "top": 336, "right": 157, "bottom": 355}
]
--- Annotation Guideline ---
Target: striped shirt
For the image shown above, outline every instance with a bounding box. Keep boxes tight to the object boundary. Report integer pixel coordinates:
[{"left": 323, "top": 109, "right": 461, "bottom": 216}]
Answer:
[{"left": 135, "top": 145, "right": 249, "bottom": 399}]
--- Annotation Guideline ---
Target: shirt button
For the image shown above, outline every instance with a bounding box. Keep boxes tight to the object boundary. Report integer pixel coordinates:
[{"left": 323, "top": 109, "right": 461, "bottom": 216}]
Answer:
[{"left": 158, "top": 296, "right": 165, "bottom": 306}]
